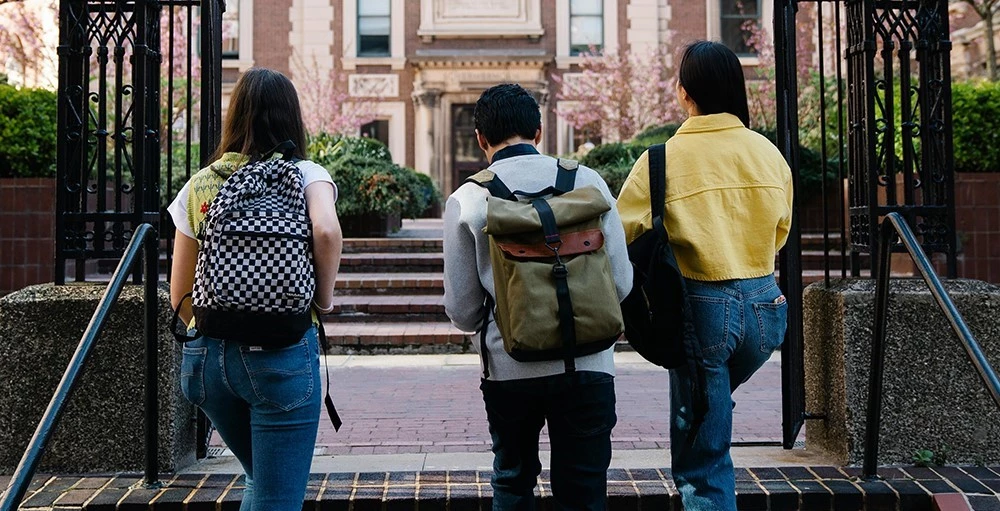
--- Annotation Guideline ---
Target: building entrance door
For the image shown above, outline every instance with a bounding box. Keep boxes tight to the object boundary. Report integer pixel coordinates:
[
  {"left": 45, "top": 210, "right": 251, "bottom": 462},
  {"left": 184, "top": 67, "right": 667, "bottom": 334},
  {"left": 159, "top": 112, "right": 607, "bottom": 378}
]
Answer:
[{"left": 451, "top": 104, "right": 488, "bottom": 192}]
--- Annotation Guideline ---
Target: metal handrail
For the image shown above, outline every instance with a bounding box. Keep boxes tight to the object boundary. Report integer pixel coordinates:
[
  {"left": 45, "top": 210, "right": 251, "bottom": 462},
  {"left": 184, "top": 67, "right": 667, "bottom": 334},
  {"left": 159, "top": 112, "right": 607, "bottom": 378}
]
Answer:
[
  {"left": 0, "top": 223, "right": 161, "bottom": 510},
  {"left": 863, "top": 212, "right": 1000, "bottom": 479}
]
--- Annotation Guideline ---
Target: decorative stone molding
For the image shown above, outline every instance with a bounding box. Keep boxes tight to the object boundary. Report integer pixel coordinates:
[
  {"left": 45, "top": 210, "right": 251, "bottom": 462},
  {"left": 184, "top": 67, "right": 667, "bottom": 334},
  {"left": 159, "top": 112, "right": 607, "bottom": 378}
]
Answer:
[
  {"left": 418, "top": 0, "right": 544, "bottom": 41},
  {"left": 412, "top": 88, "right": 443, "bottom": 108},
  {"left": 348, "top": 74, "right": 399, "bottom": 98}
]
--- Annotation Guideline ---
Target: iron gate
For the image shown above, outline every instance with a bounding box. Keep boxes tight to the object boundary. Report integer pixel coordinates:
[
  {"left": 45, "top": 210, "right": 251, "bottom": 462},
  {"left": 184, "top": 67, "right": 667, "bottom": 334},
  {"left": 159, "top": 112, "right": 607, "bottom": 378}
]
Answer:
[
  {"left": 55, "top": 0, "right": 222, "bottom": 283},
  {"left": 774, "top": 0, "right": 957, "bottom": 447},
  {"left": 55, "top": 0, "right": 223, "bottom": 457}
]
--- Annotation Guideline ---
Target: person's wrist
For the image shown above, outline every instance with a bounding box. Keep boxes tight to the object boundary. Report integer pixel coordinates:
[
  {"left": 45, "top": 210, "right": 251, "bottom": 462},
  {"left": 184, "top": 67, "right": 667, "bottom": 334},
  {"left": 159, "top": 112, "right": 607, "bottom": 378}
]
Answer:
[{"left": 312, "top": 299, "right": 335, "bottom": 314}]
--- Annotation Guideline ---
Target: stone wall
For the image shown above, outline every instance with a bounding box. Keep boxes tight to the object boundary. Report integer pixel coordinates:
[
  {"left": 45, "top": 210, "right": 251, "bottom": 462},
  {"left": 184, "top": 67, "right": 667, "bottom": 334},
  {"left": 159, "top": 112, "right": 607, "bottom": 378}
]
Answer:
[
  {"left": 0, "top": 284, "right": 196, "bottom": 474},
  {"left": 804, "top": 279, "right": 1000, "bottom": 465}
]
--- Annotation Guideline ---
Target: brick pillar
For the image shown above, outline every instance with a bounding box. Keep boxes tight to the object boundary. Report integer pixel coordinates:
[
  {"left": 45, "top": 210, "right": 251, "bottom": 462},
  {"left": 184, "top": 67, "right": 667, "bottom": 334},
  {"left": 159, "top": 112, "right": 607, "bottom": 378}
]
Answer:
[{"left": 0, "top": 178, "right": 56, "bottom": 296}]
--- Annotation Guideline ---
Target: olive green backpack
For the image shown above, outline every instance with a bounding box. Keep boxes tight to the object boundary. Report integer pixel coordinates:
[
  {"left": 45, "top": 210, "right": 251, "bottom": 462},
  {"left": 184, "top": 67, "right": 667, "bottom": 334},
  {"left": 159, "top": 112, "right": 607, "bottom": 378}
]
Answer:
[{"left": 468, "top": 158, "right": 624, "bottom": 375}]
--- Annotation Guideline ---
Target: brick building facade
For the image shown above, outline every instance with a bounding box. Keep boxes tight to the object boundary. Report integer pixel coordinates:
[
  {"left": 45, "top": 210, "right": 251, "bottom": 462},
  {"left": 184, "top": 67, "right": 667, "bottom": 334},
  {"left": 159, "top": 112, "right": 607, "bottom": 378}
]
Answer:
[{"left": 221, "top": 0, "right": 772, "bottom": 194}]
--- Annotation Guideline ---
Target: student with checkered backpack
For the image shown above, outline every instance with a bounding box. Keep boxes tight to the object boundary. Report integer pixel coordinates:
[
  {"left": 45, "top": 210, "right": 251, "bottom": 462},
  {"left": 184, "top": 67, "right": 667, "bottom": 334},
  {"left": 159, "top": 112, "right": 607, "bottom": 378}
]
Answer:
[{"left": 167, "top": 67, "right": 342, "bottom": 511}]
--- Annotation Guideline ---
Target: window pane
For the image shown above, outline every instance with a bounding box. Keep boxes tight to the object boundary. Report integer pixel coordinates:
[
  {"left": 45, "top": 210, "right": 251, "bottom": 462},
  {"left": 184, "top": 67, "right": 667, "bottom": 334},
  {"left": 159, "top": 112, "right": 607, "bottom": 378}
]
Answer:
[
  {"left": 721, "top": 0, "right": 759, "bottom": 16},
  {"left": 359, "top": 16, "right": 391, "bottom": 36},
  {"left": 721, "top": 18, "right": 755, "bottom": 55},
  {"left": 358, "top": 0, "right": 390, "bottom": 17},
  {"left": 361, "top": 119, "right": 390, "bottom": 148},
  {"left": 570, "top": 15, "right": 603, "bottom": 47},
  {"left": 222, "top": 1, "right": 239, "bottom": 58},
  {"left": 570, "top": 0, "right": 602, "bottom": 16},
  {"left": 359, "top": 34, "right": 390, "bottom": 56}
]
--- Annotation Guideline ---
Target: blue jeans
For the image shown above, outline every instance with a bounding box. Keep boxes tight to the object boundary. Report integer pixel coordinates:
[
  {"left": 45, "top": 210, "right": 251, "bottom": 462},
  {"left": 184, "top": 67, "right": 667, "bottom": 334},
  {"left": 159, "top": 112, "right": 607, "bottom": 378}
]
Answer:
[
  {"left": 480, "top": 371, "right": 617, "bottom": 511},
  {"left": 180, "top": 327, "right": 322, "bottom": 511},
  {"left": 670, "top": 274, "right": 787, "bottom": 511}
]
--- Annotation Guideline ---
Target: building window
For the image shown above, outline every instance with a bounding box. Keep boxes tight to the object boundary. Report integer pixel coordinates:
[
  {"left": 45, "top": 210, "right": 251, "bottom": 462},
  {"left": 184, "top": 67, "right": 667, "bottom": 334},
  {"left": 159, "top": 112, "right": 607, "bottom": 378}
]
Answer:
[
  {"left": 570, "top": 0, "right": 603, "bottom": 56},
  {"left": 360, "top": 119, "right": 390, "bottom": 148},
  {"left": 222, "top": 0, "right": 239, "bottom": 58},
  {"left": 720, "top": 0, "right": 760, "bottom": 56},
  {"left": 358, "top": 0, "right": 391, "bottom": 57}
]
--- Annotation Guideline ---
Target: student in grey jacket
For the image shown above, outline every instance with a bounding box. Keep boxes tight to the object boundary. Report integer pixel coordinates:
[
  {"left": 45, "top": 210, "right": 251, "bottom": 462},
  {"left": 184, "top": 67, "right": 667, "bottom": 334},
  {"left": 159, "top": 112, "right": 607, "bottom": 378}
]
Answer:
[{"left": 443, "top": 83, "right": 633, "bottom": 511}]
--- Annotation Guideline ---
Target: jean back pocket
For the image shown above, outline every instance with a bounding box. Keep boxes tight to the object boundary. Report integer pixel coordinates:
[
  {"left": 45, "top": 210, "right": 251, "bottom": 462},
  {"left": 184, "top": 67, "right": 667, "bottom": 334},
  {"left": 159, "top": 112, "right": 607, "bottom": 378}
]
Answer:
[
  {"left": 181, "top": 346, "right": 208, "bottom": 406},
  {"left": 752, "top": 298, "right": 788, "bottom": 353},
  {"left": 240, "top": 340, "right": 315, "bottom": 411}
]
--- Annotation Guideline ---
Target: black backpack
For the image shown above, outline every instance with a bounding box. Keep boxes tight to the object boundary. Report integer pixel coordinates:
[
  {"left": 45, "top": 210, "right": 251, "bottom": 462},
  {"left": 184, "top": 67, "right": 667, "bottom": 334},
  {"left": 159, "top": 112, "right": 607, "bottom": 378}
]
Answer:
[{"left": 619, "top": 143, "right": 708, "bottom": 446}]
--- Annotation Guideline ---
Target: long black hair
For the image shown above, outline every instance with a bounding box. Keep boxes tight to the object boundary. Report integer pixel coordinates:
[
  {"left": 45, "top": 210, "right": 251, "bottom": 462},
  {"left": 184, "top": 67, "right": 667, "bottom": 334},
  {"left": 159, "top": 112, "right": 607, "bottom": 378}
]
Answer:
[
  {"left": 677, "top": 41, "right": 751, "bottom": 128},
  {"left": 211, "top": 67, "right": 308, "bottom": 162}
]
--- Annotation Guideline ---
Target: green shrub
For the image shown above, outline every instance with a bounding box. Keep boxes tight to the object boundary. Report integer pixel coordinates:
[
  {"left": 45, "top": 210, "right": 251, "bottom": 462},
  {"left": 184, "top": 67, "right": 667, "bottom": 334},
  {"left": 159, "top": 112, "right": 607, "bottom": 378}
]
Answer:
[
  {"left": 952, "top": 81, "right": 1000, "bottom": 173},
  {"left": 413, "top": 171, "right": 442, "bottom": 216},
  {"left": 0, "top": 84, "right": 58, "bottom": 178},
  {"left": 632, "top": 123, "right": 681, "bottom": 147},
  {"left": 578, "top": 142, "right": 646, "bottom": 196},
  {"left": 324, "top": 153, "right": 430, "bottom": 219},
  {"left": 308, "top": 132, "right": 393, "bottom": 167}
]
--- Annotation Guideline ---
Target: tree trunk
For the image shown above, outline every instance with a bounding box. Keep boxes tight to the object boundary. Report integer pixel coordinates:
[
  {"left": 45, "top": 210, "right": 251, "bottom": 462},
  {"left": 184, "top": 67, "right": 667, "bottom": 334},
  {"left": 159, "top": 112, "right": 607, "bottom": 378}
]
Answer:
[{"left": 986, "top": 12, "right": 999, "bottom": 81}]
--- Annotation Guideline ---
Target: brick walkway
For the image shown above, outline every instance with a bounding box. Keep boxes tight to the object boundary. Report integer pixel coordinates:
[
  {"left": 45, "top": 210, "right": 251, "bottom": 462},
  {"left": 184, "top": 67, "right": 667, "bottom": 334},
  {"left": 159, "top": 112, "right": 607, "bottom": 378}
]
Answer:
[
  {"left": 9, "top": 465, "right": 1000, "bottom": 510},
  {"left": 209, "top": 352, "right": 786, "bottom": 456}
]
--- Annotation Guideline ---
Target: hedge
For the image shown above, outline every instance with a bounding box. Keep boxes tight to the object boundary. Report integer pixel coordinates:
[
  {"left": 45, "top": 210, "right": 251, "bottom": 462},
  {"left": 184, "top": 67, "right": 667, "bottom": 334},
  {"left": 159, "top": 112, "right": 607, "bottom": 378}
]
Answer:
[
  {"left": 952, "top": 80, "right": 1000, "bottom": 173},
  {"left": 0, "top": 84, "right": 58, "bottom": 178}
]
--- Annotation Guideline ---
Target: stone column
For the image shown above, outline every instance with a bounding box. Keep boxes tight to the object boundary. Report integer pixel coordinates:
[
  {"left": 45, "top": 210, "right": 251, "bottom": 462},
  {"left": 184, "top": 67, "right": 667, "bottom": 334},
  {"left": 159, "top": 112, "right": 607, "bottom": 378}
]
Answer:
[
  {"left": 530, "top": 87, "right": 550, "bottom": 154},
  {"left": 412, "top": 89, "right": 441, "bottom": 177}
]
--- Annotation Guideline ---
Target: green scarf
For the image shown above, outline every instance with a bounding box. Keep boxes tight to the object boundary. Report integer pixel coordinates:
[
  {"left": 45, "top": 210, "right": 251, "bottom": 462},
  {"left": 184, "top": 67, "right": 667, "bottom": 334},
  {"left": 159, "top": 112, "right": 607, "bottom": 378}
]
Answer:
[{"left": 185, "top": 152, "right": 248, "bottom": 240}]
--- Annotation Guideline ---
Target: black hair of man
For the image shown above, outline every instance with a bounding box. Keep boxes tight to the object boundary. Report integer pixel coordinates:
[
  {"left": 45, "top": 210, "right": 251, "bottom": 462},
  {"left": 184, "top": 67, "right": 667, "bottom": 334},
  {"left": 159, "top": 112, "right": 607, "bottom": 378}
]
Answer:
[
  {"left": 678, "top": 41, "right": 751, "bottom": 128},
  {"left": 473, "top": 83, "right": 541, "bottom": 147}
]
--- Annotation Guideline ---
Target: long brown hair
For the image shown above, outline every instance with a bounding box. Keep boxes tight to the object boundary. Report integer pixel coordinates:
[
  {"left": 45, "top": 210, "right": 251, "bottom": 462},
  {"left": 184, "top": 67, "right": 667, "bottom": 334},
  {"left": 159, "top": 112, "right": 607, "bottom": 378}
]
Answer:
[{"left": 210, "top": 67, "right": 308, "bottom": 162}]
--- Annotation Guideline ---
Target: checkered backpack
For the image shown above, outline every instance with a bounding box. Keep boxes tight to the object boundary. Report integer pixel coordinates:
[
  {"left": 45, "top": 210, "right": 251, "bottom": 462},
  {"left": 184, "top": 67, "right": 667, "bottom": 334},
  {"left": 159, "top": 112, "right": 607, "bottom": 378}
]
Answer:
[{"left": 189, "top": 150, "right": 315, "bottom": 347}]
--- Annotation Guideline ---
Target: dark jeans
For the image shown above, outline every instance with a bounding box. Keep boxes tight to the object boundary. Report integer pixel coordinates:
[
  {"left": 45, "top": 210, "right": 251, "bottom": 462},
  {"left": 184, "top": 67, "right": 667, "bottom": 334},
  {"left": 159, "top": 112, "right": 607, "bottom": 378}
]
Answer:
[{"left": 480, "top": 371, "right": 617, "bottom": 511}]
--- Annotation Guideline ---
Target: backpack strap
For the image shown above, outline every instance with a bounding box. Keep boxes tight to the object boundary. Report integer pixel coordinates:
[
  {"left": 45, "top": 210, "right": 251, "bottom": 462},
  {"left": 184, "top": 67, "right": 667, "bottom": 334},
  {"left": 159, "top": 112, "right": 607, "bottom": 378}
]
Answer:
[
  {"left": 532, "top": 198, "right": 577, "bottom": 373},
  {"left": 648, "top": 143, "right": 708, "bottom": 451},
  {"left": 479, "top": 294, "right": 494, "bottom": 379},
  {"left": 467, "top": 170, "right": 517, "bottom": 201},
  {"left": 313, "top": 316, "right": 343, "bottom": 431},
  {"left": 647, "top": 145, "right": 668, "bottom": 239},
  {"left": 554, "top": 158, "right": 578, "bottom": 194}
]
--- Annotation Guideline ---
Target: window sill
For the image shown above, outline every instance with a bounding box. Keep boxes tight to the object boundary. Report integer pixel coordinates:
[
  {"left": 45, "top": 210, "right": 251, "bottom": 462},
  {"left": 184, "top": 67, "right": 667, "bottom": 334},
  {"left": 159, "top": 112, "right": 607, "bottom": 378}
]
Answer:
[
  {"left": 222, "top": 59, "right": 255, "bottom": 72},
  {"left": 555, "top": 56, "right": 589, "bottom": 69},
  {"left": 738, "top": 55, "right": 761, "bottom": 66},
  {"left": 342, "top": 57, "right": 407, "bottom": 70}
]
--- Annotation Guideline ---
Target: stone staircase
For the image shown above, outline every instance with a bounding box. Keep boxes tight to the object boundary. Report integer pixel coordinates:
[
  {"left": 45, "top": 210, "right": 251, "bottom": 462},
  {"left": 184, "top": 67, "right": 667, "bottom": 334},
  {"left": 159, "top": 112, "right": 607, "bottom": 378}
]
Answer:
[{"left": 321, "top": 225, "right": 473, "bottom": 353}]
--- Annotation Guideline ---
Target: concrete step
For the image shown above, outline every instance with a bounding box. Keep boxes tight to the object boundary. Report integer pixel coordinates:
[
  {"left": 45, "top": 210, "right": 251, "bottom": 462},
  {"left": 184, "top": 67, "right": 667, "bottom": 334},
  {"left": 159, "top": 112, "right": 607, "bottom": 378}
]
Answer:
[
  {"left": 339, "top": 252, "right": 443, "bottom": 273},
  {"left": 322, "top": 294, "right": 448, "bottom": 322},
  {"left": 323, "top": 321, "right": 471, "bottom": 353},
  {"left": 335, "top": 273, "right": 443, "bottom": 295}
]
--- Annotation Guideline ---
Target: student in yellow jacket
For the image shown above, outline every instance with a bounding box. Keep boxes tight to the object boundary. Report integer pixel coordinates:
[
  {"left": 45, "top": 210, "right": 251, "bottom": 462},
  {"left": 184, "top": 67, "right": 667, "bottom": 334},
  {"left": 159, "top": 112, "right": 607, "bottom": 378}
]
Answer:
[{"left": 617, "top": 41, "right": 793, "bottom": 511}]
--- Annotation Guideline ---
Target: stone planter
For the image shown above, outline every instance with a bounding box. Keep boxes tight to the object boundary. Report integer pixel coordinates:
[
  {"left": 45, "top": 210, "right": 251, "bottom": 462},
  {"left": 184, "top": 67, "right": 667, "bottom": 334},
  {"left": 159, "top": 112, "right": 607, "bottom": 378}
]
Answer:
[
  {"left": 803, "top": 278, "right": 1000, "bottom": 465},
  {"left": 340, "top": 212, "right": 402, "bottom": 238},
  {"left": 0, "top": 283, "right": 196, "bottom": 474}
]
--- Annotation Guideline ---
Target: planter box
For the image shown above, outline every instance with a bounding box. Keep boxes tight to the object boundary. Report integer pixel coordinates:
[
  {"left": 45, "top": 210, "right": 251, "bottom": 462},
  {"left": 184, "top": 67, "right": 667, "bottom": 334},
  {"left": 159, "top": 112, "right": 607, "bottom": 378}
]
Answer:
[{"left": 340, "top": 212, "right": 402, "bottom": 238}]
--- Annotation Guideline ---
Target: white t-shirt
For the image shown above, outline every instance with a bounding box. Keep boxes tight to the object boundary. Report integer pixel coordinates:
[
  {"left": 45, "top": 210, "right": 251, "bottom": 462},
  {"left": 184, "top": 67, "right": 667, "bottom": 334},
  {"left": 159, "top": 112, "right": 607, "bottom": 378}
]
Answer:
[{"left": 167, "top": 160, "right": 338, "bottom": 239}]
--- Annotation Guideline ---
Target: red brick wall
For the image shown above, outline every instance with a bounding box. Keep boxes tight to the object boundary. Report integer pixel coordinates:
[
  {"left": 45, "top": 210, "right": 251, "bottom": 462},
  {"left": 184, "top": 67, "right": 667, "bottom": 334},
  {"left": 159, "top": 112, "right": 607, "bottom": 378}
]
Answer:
[
  {"left": 254, "top": 0, "right": 294, "bottom": 74},
  {"left": 0, "top": 179, "right": 55, "bottom": 296},
  {"left": 952, "top": 172, "right": 1000, "bottom": 283}
]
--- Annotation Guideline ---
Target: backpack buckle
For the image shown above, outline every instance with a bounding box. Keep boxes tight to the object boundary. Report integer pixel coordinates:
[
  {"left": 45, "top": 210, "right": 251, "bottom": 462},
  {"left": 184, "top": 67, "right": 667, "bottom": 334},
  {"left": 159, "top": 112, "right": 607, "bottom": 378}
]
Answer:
[{"left": 552, "top": 262, "right": 568, "bottom": 278}]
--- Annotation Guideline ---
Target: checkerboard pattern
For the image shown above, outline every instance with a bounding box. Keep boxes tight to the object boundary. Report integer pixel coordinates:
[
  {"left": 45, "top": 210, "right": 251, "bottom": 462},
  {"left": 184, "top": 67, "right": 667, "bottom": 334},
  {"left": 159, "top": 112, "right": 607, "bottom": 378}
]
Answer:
[{"left": 193, "top": 158, "right": 314, "bottom": 315}]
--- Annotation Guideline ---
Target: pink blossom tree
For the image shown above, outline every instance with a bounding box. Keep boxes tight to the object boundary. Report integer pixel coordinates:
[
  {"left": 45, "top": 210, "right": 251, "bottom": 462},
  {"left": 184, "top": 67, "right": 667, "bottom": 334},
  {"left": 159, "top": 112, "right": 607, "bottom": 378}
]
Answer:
[
  {"left": 553, "top": 44, "right": 685, "bottom": 143},
  {"left": 293, "top": 54, "right": 382, "bottom": 137},
  {"left": 0, "top": 0, "right": 57, "bottom": 88}
]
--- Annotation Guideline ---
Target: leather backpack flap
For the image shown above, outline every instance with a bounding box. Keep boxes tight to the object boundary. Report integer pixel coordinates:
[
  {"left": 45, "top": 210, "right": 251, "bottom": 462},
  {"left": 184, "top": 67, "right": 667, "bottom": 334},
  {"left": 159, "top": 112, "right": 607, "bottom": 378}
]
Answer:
[{"left": 495, "top": 229, "right": 604, "bottom": 259}]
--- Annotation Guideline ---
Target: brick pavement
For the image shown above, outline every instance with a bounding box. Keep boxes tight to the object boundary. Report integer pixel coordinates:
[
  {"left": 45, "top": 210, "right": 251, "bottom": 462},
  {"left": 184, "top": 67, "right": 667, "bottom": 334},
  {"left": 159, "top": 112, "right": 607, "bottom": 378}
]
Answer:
[
  {"left": 8, "top": 466, "right": 1000, "bottom": 510},
  {"left": 209, "top": 353, "right": 789, "bottom": 457}
]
